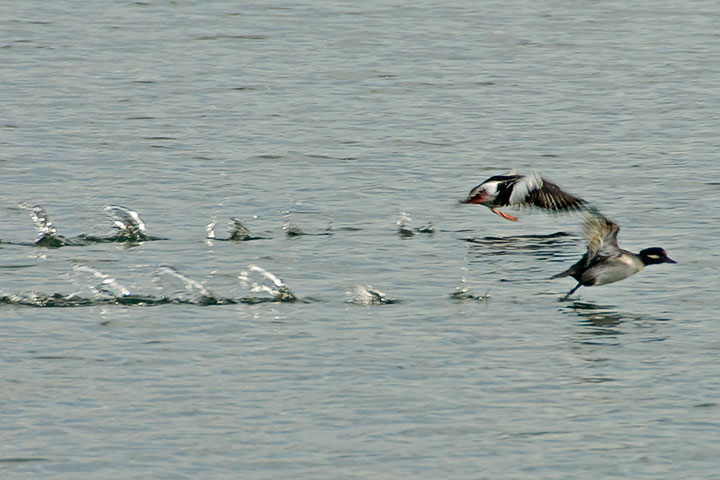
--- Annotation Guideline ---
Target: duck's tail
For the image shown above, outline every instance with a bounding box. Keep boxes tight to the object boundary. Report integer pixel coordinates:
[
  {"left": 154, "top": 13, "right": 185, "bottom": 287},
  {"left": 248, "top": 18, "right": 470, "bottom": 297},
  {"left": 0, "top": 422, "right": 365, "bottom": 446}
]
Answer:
[{"left": 550, "top": 269, "right": 571, "bottom": 280}]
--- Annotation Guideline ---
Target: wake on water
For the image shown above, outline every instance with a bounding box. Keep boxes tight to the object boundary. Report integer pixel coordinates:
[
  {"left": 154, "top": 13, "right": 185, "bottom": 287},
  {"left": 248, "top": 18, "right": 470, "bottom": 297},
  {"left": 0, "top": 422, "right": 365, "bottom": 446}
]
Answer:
[
  {"left": 0, "top": 264, "right": 300, "bottom": 307},
  {"left": 12, "top": 203, "right": 162, "bottom": 247},
  {"left": 2, "top": 207, "right": 494, "bottom": 308}
]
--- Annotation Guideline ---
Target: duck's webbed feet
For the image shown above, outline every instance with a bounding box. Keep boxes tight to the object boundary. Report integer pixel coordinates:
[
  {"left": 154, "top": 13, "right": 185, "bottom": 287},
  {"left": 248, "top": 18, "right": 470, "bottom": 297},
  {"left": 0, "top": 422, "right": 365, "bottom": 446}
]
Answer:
[
  {"left": 491, "top": 208, "right": 518, "bottom": 222},
  {"left": 562, "top": 283, "right": 582, "bottom": 301}
]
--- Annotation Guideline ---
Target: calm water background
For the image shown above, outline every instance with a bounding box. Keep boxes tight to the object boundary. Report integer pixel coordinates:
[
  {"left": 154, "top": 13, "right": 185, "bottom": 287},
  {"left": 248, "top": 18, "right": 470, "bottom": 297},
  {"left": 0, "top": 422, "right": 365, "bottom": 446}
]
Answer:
[{"left": 2, "top": 0, "right": 720, "bottom": 478}]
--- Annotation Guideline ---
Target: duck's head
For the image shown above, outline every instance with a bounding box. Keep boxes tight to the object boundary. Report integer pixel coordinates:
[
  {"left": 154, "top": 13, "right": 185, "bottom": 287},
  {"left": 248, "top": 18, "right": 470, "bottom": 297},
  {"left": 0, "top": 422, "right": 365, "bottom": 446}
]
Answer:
[
  {"left": 639, "top": 247, "right": 677, "bottom": 266},
  {"left": 462, "top": 182, "right": 495, "bottom": 206}
]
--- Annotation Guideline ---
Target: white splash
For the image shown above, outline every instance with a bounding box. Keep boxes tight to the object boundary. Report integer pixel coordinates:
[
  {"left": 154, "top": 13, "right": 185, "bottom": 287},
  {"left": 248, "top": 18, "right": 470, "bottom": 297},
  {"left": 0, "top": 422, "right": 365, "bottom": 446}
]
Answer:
[
  {"left": 347, "top": 284, "right": 395, "bottom": 305},
  {"left": 228, "top": 217, "right": 252, "bottom": 240},
  {"left": 238, "top": 265, "right": 295, "bottom": 300},
  {"left": 19, "top": 203, "right": 57, "bottom": 240},
  {"left": 282, "top": 210, "right": 305, "bottom": 236},
  {"left": 105, "top": 205, "right": 147, "bottom": 239},
  {"left": 205, "top": 219, "right": 217, "bottom": 239},
  {"left": 397, "top": 211, "right": 415, "bottom": 237},
  {"left": 154, "top": 266, "right": 213, "bottom": 301},
  {"left": 73, "top": 264, "right": 131, "bottom": 298}
]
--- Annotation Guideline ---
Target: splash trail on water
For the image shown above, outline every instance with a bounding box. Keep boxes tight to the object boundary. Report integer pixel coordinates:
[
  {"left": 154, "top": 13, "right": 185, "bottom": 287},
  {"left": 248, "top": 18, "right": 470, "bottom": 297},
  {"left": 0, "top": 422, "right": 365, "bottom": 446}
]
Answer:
[
  {"left": 104, "top": 205, "right": 149, "bottom": 242},
  {"left": 206, "top": 217, "right": 268, "bottom": 241},
  {"left": 73, "top": 264, "right": 131, "bottom": 298},
  {"left": 397, "top": 211, "right": 435, "bottom": 238},
  {"left": 18, "top": 203, "right": 68, "bottom": 247},
  {"left": 282, "top": 210, "right": 333, "bottom": 237},
  {"left": 346, "top": 285, "right": 399, "bottom": 306},
  {"left": 239, "top": 265, "right": 297, "bottom": 302},
  {"left": 11, "top": 204, "right": 165, "bottom": 247},
  {"left": 0, "top": 262, "right": 301, "bottom": 307}
]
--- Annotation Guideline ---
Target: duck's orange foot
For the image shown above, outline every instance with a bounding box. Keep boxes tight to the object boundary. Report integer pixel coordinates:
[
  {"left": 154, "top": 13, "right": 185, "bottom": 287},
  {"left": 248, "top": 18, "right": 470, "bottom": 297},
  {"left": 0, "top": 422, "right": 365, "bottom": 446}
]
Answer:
[{"left": 492, "top": 209, "right": 518, "bottom": 222}]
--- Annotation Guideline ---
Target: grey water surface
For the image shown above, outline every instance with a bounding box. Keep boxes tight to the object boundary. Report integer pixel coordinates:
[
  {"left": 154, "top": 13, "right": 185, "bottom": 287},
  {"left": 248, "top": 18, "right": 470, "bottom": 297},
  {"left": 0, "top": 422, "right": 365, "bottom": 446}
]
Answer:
[{"left": 2, "top": 1, "right": 720, "bottom": 478}]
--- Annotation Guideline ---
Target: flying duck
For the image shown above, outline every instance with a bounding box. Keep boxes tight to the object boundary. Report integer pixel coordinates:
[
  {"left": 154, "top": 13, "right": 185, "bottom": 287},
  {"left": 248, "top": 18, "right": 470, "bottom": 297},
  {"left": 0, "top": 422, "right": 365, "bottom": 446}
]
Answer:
[
  {"left": 552, "top": 212, "right": 676, "bottom": 299},
  {"left": 462, "top": 170, "right": 587, "bottom": 221}
]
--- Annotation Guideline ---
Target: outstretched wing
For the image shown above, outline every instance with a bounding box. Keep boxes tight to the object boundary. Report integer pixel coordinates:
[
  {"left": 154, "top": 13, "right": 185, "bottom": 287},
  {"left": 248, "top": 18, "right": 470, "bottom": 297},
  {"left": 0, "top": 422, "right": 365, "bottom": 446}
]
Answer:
[
  {"left": 517, "top": 174, "right": 587, "bottom": 213},
  {"left": 551, "top": 211, "right": 620, "bottom": 280},
  {"left": 583, "top": 211, "right": 621, "bottom": 259}
]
